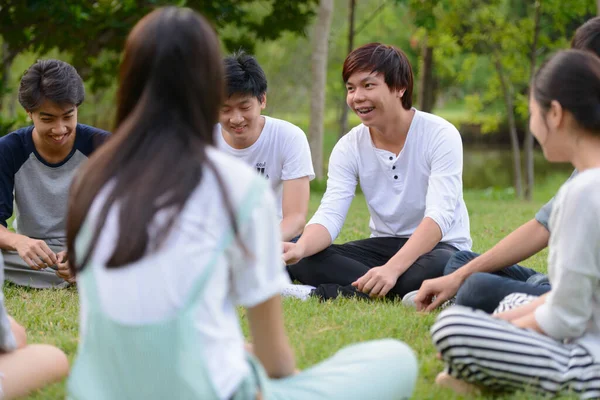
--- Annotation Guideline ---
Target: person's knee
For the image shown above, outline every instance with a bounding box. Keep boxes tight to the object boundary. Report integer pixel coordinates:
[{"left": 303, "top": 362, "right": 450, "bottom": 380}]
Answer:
[
  {"left": 443, "top": 251, "right": 478, "bottom": 276},
  {"left": 32, "top": 344, "right": 70, "bottom": 379},
  {"left": 454, "top": 273, "right": 495, "bottom": 308}
]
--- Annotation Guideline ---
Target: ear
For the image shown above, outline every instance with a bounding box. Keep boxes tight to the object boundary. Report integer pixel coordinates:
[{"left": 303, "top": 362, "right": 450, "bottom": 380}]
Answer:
[
  {"left": 548, "top": 100, "right": 564, "bottom": 129},
  {"left": 260, "top": 93, "right": 267, "bottom": 110},
  {"left": 397, "top": 88, "right": 406, "bottom": 98}
]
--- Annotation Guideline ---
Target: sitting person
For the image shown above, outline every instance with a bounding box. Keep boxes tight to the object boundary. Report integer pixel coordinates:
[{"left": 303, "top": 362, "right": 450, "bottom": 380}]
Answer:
[
  {"left": 216, "top": 51, "right": 314, "bottom": 242},
  {"left": 414, "top": 16, "right": 600, "bottom": 313},
  {"left": 432, "top": 49, "right": 600, "bottom": 399},
  {"left": 66, "top": 8, "right": 418, "bottom": 400},
  {"left": 0, "top": 59, "right": 110, "bottom": 288},
  {"left": 284, "top": 42, "right": 471, "bottom": 300},
  {"left": 0, "top": 253, "right": 69, "bottom": 398}
]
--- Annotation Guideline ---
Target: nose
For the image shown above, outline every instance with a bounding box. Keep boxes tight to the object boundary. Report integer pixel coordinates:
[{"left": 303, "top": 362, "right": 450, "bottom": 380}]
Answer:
[
  {"left": 51, "top": 123, "right": 68, "bottom": 134},
  {"left": 352, "top": 87, "right": 366, "bottom": 103},
  {"left": 230, "top": 111, "right": 244, "bottom": 125}
]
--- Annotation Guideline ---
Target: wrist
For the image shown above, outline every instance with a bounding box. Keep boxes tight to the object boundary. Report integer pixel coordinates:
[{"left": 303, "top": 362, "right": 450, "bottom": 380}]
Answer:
[
  {"left": 385, "top": 261, "right": 407, "bottom": 276},
  {"left": 8, "top": 234, "right": 26, "bottom": 251}
]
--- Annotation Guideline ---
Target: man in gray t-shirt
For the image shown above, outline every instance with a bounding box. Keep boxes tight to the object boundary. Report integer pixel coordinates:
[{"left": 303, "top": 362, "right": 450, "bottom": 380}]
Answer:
[
  {"left": 413, "top": 172, "right": 577, "bottom": 313},
  {"left": 0, "top": 60, "right": 109, "bottom": 288}
]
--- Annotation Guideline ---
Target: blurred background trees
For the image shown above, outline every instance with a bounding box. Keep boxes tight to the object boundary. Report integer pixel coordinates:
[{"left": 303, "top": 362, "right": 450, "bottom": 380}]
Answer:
[{"left": 0, "top": 0, "right": 596, "bottom": 197}]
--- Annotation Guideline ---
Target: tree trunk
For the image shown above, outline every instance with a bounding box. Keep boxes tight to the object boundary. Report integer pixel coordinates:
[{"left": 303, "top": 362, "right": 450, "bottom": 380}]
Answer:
[
  {"left": 339, "top": 0, "right": 356, "bottom": 138},
  {"left": 524, "top": 0, "right": 542, "bottom": 201},
  {"left": 0, "top": 43, "right": 15, "bottom": 114},
  {"left": 418, "top": 38, "right": 434, "bottom": 113},
  {"left": 494, "top": 55, "right": 523, "bottom": 198},
  {"left": 310, "top": 0, "right": 334, "bottom": 180}
]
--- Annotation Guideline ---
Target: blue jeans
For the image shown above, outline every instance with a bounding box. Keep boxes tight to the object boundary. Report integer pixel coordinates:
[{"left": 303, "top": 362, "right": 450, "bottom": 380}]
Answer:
[{"left": 445, "top": 251, "right": 552, "bottom": 313}]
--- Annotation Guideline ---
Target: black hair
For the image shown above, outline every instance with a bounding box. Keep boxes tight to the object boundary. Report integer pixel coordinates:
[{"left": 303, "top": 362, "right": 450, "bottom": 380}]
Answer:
[
  {"left": 67, "top": 7, "right": 239, "bottom": 272},
  {"left": 223, "top": 51, "right": 267, "bottom": 101},
  {"left": 18, "top": 59, "right": 85, "bottom": 111},
  {"left": 572, "top": 16, "right": 600, "bottom": 56},
  {"left": 533, "top": 49, "right": 600, "bottom": 134}
]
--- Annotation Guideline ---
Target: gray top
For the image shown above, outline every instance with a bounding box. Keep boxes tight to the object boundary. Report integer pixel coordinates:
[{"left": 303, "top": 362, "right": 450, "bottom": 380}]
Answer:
[{"left": 0, "top": 124, "right": 110, "bottom": 247}]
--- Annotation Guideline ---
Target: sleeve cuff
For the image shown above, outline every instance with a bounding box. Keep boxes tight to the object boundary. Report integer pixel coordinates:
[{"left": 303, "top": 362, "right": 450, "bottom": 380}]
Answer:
[
  {"left": 424, "top": 209, "right": 450, "bottom": 236},
  {"left": 535, "top": 303, "right": 566, "bottom": 339},
  {"left": 238, "top": 272, "right": 291, "bottom": 308},
  {"left": 306, "top": 217, "right": 338, "bottom": 242}
]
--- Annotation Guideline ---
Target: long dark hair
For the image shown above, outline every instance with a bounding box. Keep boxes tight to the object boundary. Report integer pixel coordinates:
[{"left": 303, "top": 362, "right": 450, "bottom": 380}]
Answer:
[{"left": 67, "top": 7, "right": 237, "bottom": 272}]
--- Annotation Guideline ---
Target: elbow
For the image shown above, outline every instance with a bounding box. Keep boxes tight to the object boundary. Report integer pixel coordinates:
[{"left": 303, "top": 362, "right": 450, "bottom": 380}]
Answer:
[
  {"left": 290, "top": 213, "right": 308, "bottom": 238},
  {"left": 265, "top": 347, "right": 296, "bottom": 379}
]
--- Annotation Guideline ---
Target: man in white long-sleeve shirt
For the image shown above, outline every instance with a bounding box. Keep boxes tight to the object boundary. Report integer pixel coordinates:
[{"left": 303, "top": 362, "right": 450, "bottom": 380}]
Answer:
[{"left": 284, "top": 43, "right": 472, "bottom": 300}]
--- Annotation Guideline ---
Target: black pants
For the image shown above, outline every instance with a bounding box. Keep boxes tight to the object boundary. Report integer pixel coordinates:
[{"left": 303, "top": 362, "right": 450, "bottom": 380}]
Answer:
[{"left": 287, "top": 237, "right": 458, "bottom": 300}]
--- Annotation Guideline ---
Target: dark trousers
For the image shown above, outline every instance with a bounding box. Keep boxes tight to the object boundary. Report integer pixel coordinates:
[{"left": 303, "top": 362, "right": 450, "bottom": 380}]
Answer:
[
  {"left": 287, "top": 237, "right": 458, "bottom": 300},
  {"left": 444, "top": 251, "right": 552, "bottom": 313}
]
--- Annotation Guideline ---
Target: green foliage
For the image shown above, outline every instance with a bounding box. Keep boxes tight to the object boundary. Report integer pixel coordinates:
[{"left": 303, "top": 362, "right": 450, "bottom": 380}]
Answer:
[
  {"left": 0, "top": 0, "right": 318, "bottom": 90},
  {"left": 425, "top": 0, "right": 594, "bottom": 133}
]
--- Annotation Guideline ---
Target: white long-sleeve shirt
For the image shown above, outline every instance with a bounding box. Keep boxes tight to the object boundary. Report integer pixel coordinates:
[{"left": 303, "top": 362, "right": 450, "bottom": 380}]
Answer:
[
  {"left": 535, "top": 168, "right": 600, "bottom": 361},
  {"left": 308, "top": 109, "right": 472, "bottom": 251}
]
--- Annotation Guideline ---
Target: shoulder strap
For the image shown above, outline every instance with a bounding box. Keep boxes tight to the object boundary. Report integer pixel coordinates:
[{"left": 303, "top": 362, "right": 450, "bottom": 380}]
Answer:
[{"left": 182, "top": 176, "right": 268, "bottom": 309}]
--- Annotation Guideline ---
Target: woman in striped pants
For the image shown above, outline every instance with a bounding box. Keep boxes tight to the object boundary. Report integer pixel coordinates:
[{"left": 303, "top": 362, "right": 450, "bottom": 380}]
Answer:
[{"left": 431, "top": 49, "right": 600, "bottom": 399}]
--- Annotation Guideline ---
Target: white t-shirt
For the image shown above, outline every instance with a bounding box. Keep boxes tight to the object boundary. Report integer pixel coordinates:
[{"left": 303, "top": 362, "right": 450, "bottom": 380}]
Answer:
[
  {"left": 535, "top": 168, "right": 600, "bottom": 361},
  {"left": 216, "top": 116, "right": 315, "bottom": 220},
  {"left": 309, "top": 109, "right": 472, "bottom": 251},
  {"left": 77, "top": 148, "right": 291, "bottom": 400}
]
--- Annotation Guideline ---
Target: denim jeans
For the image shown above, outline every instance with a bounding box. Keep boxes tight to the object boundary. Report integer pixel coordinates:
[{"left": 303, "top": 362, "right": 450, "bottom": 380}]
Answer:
[{"left": 444, "top": 251, "right": 552, "bottom": 313}]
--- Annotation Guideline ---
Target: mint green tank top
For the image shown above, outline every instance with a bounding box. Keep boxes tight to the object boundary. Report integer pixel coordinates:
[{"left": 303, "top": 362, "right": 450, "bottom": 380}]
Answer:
[{"left": 68, "top": 179, "right": 266, "bottom": 400}]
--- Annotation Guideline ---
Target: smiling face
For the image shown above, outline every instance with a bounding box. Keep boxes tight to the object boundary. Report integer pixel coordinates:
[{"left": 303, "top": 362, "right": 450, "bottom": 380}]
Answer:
[
  {"left": 29, "top": 99, "right": 77, "bottom": 158},
  {"left": 345, "top": 71, "right": 404, "bottom": 127},
  {"left": 219, "top": 93, "right": 266, "bottom": 147}
]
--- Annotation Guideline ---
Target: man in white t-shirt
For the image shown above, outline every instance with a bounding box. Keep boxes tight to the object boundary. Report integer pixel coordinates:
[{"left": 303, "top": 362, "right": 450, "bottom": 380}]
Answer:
[
  {"left": 284, "top": 43, "right": 472, "bottom": 301},
  {"left": 216, "top": 51, "right": 315, "bottom": 242}
]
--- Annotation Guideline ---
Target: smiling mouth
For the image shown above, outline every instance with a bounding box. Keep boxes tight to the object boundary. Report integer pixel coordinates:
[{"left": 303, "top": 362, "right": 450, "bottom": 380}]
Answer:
[
  {"left": 356, "top": 107, "right": 374, "bottom": 115},
  {"left": 231, "top": 126, "right": 246, "bottom": 133},
  {"left": 49, "top": 133, "right": 69, "bottom": 143}
]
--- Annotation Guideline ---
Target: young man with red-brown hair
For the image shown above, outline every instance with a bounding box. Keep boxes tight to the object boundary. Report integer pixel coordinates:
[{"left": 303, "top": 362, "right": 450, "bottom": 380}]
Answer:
[{"left": 284, "top": 43, "right": 471, "bottom": 301}]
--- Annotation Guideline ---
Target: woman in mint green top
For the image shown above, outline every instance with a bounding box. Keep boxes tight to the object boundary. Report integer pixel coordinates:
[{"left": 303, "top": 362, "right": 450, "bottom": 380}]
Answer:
[{"left": 66, "top": 7, "right": 418, "bottom": 400}]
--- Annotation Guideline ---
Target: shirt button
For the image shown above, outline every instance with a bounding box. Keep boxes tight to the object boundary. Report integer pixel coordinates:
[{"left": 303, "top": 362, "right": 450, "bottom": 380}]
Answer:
[
  {"left": 392, "top": 166, "right": 396, "bottom": 170},
  {"left": 394, "top": 175, "right": 398, "bottom": 179},
  {"left": 389, "top": 156, "right": 393, "bottom": 160}
]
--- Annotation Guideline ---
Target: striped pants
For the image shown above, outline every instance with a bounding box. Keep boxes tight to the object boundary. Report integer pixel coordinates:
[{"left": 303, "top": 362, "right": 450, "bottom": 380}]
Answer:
[{"left": 432, "top": 305, "right": 600, "bottom": 399}]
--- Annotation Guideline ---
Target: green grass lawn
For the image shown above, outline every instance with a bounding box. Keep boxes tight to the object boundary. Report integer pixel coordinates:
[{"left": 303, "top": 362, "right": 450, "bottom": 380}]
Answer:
[{"left": 5, "top": 172, "right": 579, "bottom": 399}]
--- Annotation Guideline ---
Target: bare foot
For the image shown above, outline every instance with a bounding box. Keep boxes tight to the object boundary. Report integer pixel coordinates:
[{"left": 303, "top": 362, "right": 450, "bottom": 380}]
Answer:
[{"left": 435, "top": 372, "right": 481, "bottom": 396}]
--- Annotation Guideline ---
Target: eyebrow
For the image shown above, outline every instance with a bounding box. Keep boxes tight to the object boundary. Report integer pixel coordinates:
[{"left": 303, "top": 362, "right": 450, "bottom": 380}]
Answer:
[
  {"left": 346, "top": 76, "right": 377, "bottom": 86},
  {"left": 39, "top": 108, "right": 75, "bottom": 117}
]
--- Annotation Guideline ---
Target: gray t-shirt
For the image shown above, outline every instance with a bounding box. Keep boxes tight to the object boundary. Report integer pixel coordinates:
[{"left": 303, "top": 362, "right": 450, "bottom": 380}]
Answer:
[
  {"left": 0, "top": 124, "right": 110, "bottom": 247},
  {"left": 534, "top": 170, "right": 578, "bottom": 231}
]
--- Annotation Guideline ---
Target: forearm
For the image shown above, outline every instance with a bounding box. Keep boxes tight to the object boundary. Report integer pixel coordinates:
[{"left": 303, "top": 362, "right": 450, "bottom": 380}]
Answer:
[
  {"left": 248, "top": 297, "right": 296, "bottom": 379},
  {"left": 279, "top": 214, "right": 306, "bottom": 242},
  {"left": 455, "top": 219, "right": 549, "bottom": 281},
  {"left": 513, "top": 311, "right": 544, "bottom": 333},
  {"left": 0, "top": 226, "right": 25, "bottom": 251},
  {"left": 386, "top": 217, "right": 442, "bottom": 275},
  {"left": 295, "top": 224, "right": 332, "bottom": 258}
]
